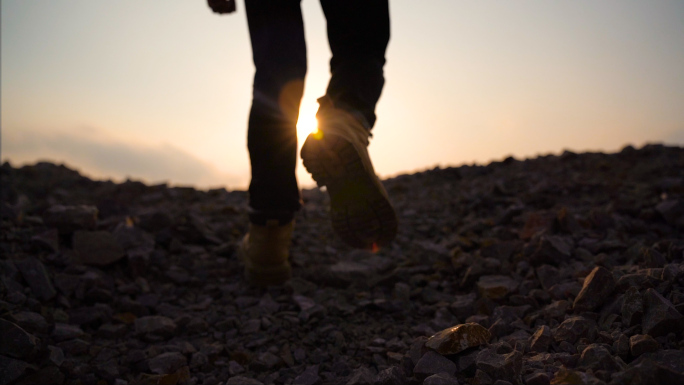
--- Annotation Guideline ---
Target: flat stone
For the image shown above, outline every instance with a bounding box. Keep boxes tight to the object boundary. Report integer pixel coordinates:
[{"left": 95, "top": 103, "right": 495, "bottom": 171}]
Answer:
[
  {"left": 423, "top": 372, "right": 460, "bottom": 385},
  {"left": 73, "top": 230, "right": 125, "bottom": 266},
  {"left": 414, "top": 351, "right": 457, "bottom": 378},
  {"left": 15, "top": 257, "right": 56, "bottom": 301},
  {"left": 147, "top": 352, "right": 187, "bottom": 374},
  {"left": 425, "top": 323, "right": 491, "bottom": 355},
  {"left": 477, "top": 275, "right": 519, "bottom": 300},
  {"left": 642, "top": 288, "right": 684, "bottom": 337},
  {"left": 0, "top": 319, "right": 39, "bottom": 359},
  {"left": 629, "top": 334, "right": 660, "bottom": 357},
  {"left": 528, "top": 325, "right": 553, "bottom": 353},
  {"left": 134, "top": 316, "right": 177, "bottom": 338},
  {"left": 293, "top": 365, "right": 320, "bottom": 385},
  {"left": 573, "top": 266, "right": 615, "bottom": 312},
  {"left": 43, "top": 204, "right": 98, "bottom": 234},
  {"left": 0, "top": 355, "right": 30, "bottom": 385}
]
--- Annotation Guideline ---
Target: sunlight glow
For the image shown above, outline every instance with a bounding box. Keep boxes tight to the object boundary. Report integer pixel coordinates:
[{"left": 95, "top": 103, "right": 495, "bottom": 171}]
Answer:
[{"left": 296, "top": 114, "right": 318, "bottom": 141}]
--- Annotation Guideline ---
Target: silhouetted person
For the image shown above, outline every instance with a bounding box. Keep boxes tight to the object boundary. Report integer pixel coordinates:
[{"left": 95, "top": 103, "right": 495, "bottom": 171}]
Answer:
[{"left": 208, "top": 0, "right": 397, "bottom": 286}]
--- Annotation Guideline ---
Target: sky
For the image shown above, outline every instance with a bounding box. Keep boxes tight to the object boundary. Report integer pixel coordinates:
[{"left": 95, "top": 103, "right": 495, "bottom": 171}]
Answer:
[{"left": 2, "top": 0, "right": 684, "bottom": 190}]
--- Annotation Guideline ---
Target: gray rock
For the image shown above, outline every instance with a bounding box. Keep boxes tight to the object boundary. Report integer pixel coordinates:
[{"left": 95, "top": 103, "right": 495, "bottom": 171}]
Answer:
[
  {"left": 423, "top": 372, "right": 460, "bottom": 385},
  {"left": 642, "top": 288, "right": 684, "bottom": 337},
  {"left": 613, "top": 333, "right": 630, "bottom": 357},
  {"left": 254, "top": 351, "right": 281, "bottom": 370},
  {"left": 226, "top": 376, "right": 264, "bottom": 385},
  {"left": 15, "top": 257, "right": 56, "bottom": 300},
  {"left": 43, "top": 204, "right": 98, "bottom": 234},
  {"left": 0, "top": 319, "right": 39, "bottom": 359},
  {"left": 553, "top": 316, "right": 595, "bottom": 344},
  {"left": 228, "top": 360, "right": 245, "bottom": 376},
  {"left": 56, "top": 338, "right": 90, "bottom": 355},
  {"left": 528, "top": 325, "right": 552, "bottom": 353},
  {"left": 475, "top": 349, "right": 522, "bottom": 383},
  {"left": 530, "top": 235, "right": 572, "bottom": 265},
  {"left": 425, "top": 323, "right": 491, "bottom": 355},
  {"left": 189, "top": 352, "right": 208, "bottom": 369},
  {"left": 11, "top": 311, "right": 49, "bottom": 334},
  {"left": 48, "top": 345, "right": 64, "bottom": 366},
  {"left": 535, "top": 265, "right": 560, "bottom": 291},
  {"left": 346, "top": 367, "right": 377, "bottom": 385},
  {"left": 147, "top": 352, "right": 187, "bottom": 374},
  {"left": 573, "top": 266, "right": 615, "bottom": 312},
  {"left": 134, "top": 316, "right": 177, "bottom": 338},
  {"left": 629, "top": 334, "right": 660, "bottom": 357},
  {"left": 414, "top": 351, "right": 457, "bottom": 378},
  {"left": 551, "top": 368, "right": 605, "bottom": 385},
  {"left": 524, "top": 372, "right": 550, "bottom": 385},
  {"left": 655, "top": 199, "right": 684, "bottom": 225},
  {"left": 51, "top": 323, "right": 85, "bottom": 342},
  {"left": 13, "top": 365, "right": 64, "bottom": 385},
  {"left": 97, "top": 323, "right": 128, "bottom": 339},
  {"left": 621, "top": 287, "right": 643, "bottom": 327},
  {"left": 294, "top": 365, "right": 320, "bottom": 385},
  {"left": 0, "top": 355, "right": 30, "bottom": 385},
  {"left": 477, "top": 275, "right": 519, "bottom": 300},
  {"left": 374, "top": 366, "right": 406, "bottom": 385},
  {"left": 240, "top": 318, "right": 261, "bottom": 334},
  {"left": 73, "top": 230, "right": 125, "bottom": 266},
  {"left": 578, "top": 344, "right": 622, "bottom": 373},
  {"left": 449, "top": 293, "right": 476, "bottom": 318},
  {"left": 95, "top": 359, "right": 120, "bottom": 380},
  {"left": 31, "top": 229, "right": 60, "bottom": 253}
]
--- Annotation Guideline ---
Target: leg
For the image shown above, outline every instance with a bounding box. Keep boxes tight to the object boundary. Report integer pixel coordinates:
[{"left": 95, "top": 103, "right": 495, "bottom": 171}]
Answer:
[
  {"left": 300, "top": 0, "right": 396, "bottom": 249},
  {"left": 245, "top": 0, "right": 306, "bottom": 223},
  {"left": 319, "top": 0, "right": 390, "bottom": 128}
]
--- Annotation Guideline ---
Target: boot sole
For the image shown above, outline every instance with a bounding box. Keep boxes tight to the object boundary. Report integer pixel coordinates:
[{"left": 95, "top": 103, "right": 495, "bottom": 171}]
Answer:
[{"left": 301, "top": 133, "right": 398, "bottom": 249}]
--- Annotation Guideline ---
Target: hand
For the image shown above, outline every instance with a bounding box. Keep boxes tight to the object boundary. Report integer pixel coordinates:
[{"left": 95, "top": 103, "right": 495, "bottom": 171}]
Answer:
[{"left": 207, "top": 0, "right": 236, "bottom": 14}]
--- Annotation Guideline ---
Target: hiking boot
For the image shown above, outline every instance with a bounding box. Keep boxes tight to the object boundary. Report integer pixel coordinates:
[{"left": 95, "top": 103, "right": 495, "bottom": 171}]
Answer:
[
  {"left": 300, "top": 100, "right": 397, "bottom": 249},
  {"left": 239, "top": 219, "right": 294, "bottom": 287}
]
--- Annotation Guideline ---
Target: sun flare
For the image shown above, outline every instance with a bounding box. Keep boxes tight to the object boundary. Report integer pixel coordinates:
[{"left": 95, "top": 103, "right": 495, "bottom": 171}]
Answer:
[{"left": 296, "top": 114, "right": 319, "bottom": 140}]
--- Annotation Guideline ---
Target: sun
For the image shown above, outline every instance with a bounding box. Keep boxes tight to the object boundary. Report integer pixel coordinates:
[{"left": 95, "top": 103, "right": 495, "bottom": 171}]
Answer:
[{"left": 296, "top": 110, "right": 319, "bottom": 140}]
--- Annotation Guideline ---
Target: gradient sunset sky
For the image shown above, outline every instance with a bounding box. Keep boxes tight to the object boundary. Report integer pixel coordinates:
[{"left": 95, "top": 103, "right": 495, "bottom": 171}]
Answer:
[{"left": 2, "top": 0, "right": 683, "bottom": 189}]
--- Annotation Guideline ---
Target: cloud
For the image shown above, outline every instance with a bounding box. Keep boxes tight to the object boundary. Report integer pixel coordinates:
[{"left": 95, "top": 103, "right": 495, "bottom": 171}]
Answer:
[{"left": 2, "top": 126, "right": 245, "bottom": 189}]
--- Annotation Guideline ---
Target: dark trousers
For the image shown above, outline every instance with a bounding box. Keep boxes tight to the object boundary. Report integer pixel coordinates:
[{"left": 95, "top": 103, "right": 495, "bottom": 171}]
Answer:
[{"left": 245, "top": 0, "right": 390, "bottom": 223}]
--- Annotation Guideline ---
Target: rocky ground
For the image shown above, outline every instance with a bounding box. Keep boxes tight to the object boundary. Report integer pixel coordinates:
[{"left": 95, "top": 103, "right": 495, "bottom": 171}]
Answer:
[{"left": 1, "top": 144, "right": 684, "bottom": 385}]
